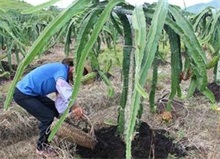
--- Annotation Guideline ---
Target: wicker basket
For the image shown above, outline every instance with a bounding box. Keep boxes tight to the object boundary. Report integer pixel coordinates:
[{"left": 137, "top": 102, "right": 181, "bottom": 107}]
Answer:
[{"left": 52, "top": 120, "right": 97, "bottom": 149}]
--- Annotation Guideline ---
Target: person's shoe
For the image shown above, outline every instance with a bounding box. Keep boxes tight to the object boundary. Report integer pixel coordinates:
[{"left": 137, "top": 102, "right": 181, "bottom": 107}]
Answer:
[{"left": 36, "top": 147, "right": 58, "bottom": 158}]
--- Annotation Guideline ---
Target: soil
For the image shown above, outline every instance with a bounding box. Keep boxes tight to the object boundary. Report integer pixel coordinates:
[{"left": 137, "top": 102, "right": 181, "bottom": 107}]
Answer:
[
  {"left": 1, "top": 44, "right": 220, "bottom": 159},
  {"left": 76, "top": 123, "right": 186, "bottom": 159}
]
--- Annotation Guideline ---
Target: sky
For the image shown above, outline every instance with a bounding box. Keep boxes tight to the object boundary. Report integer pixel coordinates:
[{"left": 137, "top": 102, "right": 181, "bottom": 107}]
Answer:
[{"left": 23, "top": 0, "right": 213, "bottom": 8}]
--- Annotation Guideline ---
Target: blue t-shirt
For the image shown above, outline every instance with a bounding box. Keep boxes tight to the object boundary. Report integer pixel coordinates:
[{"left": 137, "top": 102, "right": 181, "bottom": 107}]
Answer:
[{"left": 16, "top": 62, "right": 69, "bottom": 96}]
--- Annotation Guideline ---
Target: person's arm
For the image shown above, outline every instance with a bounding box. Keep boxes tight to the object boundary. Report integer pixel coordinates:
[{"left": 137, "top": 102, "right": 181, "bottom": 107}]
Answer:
[
  {"left": 55, "top": 78, "right": 84, "bottom": 119},
  {"left": 56, "top": 78, "right": 72, "bottom": 101}
]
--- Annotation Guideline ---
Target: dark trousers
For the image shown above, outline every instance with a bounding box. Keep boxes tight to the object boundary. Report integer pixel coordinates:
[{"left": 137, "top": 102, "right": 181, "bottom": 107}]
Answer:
[{"left": 13, "top": 87, "right": 59, "bottom": 150}]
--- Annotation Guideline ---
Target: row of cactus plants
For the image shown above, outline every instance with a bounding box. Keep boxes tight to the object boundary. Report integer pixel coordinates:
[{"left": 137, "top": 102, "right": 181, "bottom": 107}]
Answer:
[{"left": 3, "top": 0, "right": 220, "bottom": 158}]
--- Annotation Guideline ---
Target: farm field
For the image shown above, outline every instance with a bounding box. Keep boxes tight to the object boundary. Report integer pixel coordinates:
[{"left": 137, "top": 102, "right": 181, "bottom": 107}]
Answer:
[
  {"left": 0, "top": 45, "right": 220, "bottom": 159},
  {"left": 1, "top": 0, "right": 220, "bottom": 158}
]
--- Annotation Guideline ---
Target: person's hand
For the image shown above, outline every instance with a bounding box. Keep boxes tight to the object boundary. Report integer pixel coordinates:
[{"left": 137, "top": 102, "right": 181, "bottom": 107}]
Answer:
[{"left": 71, "top": 105, "right": 84, "bottom": 120}]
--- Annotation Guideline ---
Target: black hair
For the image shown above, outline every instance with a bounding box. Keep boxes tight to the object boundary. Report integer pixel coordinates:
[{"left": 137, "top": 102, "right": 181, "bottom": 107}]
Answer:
[{"left": 62, "top": 58, "right": 74, "bottom": 66}]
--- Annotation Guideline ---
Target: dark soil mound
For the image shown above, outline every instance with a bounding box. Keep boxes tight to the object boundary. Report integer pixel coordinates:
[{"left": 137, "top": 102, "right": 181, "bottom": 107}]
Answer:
[{"left": 76, "top": 122, "right": 186, "bottom": 159}]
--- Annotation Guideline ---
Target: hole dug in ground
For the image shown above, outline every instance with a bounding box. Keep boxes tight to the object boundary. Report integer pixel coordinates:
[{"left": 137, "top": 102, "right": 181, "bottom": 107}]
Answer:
[{"left": 76, "top": 122, "right": 187, "bottom": 159}]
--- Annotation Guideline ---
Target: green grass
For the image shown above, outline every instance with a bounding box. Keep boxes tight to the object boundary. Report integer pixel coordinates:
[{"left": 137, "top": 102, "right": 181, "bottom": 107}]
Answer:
[
  {"left": 0, "top": 0, "right": 60, "bottom": 17},
  {"left": 0, "top": 0, "right": 32, "bottom": 11},
  {"left": 98, "top": 45, "right": 123, "bottom": 72}
]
